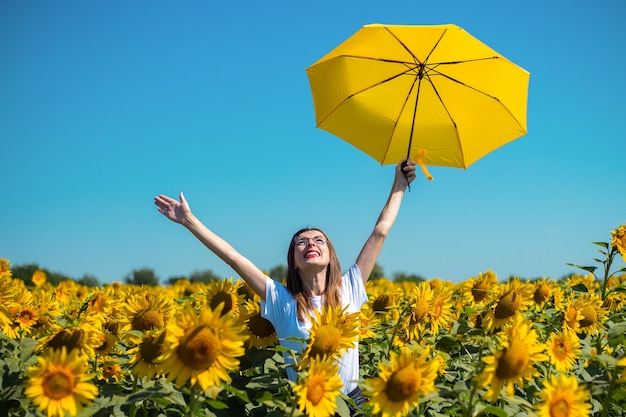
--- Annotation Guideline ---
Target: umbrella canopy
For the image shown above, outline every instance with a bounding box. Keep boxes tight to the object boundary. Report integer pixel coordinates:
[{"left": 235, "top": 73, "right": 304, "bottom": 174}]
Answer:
[{"left": 306, "top": 24, "right": 529, "bottom": 177}]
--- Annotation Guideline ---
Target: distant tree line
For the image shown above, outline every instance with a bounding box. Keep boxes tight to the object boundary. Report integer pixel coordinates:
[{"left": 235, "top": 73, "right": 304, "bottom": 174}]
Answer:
[{"left": 12, "top": 261, "right": 562, "bottom": 288}]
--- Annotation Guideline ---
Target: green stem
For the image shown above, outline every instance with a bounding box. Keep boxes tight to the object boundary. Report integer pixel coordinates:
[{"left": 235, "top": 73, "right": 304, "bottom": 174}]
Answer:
[
  {"left": 129, "top": 376, "right": 138, "bottom": 417},
  {"left": 601, "top": 247, "right": 617, "bottom": 301},
  {"left": 188, "top": 385, "right": 199, "bottom": 417},
  {"left": 599, "top": 373, "right": 617, "bottom": 417},
  {"left": 463, "top": 339, "right": 486, "bottom": 417}
]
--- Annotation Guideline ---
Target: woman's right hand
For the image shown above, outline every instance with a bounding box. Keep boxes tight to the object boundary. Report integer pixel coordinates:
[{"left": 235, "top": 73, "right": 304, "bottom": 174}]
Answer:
[{"left": 154, "top": 192, "right": 191, "bottom": 225}]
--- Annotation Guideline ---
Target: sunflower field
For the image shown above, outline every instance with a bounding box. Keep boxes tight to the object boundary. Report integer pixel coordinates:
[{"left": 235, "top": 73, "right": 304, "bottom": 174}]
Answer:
[{"left": 1, "top": 225, "right": 626, "bottom": 417}]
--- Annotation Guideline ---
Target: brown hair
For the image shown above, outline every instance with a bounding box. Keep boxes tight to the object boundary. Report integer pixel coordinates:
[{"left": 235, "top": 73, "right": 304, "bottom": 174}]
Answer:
[{"left": 285, "top": 228, "right": 342, "bottom": 321}]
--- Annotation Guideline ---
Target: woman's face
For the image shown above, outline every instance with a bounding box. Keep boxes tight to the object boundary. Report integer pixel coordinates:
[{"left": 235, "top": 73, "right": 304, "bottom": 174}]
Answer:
[{"left": 292, "top": 230, "right": 330, "bottom": 271}]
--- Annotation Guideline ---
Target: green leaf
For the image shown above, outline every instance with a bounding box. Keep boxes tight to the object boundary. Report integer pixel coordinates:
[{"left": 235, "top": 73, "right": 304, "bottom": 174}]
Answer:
[
  {"left": 221, "top": 384, "right": 250, "bottom": 403},
  {"left": 592, "top": 241, "right": 610, "bottom": 249},
  {"left": 608, "top": 322, "right": 626, "bottom": 347},
  {"left": 205, "top": 399, "right": 228, "bottom": 410},
  {"left": 475, "top": 403, "right": 509, "bottom": 417}
]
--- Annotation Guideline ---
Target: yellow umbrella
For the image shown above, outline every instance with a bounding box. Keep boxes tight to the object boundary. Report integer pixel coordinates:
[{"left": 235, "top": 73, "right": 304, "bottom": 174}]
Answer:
[{"left": 306, "top": 24, "right": 529, "bottom": 180}]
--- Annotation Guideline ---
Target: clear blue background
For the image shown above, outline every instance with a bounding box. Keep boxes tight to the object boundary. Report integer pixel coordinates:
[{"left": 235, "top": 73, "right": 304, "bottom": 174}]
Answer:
[{"left": 1, "top": 0, "right": 624, "bottom": 284}]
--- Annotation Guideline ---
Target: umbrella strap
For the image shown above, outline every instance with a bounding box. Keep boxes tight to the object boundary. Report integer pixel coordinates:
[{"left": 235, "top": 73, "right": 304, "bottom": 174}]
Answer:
[{"left": 417, "top": 149, "right": 433, "bottom": 181}]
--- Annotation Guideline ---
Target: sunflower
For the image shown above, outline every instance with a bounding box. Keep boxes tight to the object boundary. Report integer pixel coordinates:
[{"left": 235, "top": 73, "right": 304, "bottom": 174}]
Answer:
[
  {"left": 300, "top": 305, "right": 359, "bottom": 367},
  {"left": 2, "top": 286, "right": 39, "bottom": 338},
  {"left": 458, "top": 270, "right": 499, "bottom": 307},
  {"left": 32, "top": 269, "right": 47, "bottom": 287},
  {"left": 358, "top": 304, "right": 379, "bottom": 340},
  {"left": 611, "top": 224, "right": 626, "bottom": 262},
  {"left": 566, "top": 274, "right": 598, "bottom": 293},
  {"left": 127, "top": 329, "right": 168, "bottom": 380},
  {"left": 365, "top": 346, "right": 438, "bottom": 417},
  {"left": 563, "top": 293, "right": 607, "bottom": 336},
  {"left": 535, "top": 374, "right": 591, "bottom": 417},
  {"left": 366, "top": 279, "right": 401, "bottom": 323},
  {"left": 38, "top": 319, "right": 102, "bottom": 357},
  {"left": 97, "top": 356, "right": 125, "bottom": 383},
  {"left": 120, "top": 290, "right": 174, "bottom": 333},
  {"left": 401, "top": 282, "right": 434, "bottom": 341},
  {"left": 293, "top": 358, "right": 343, "bottom": 417},
  {"left": 532, "top": 278, "right": 555, "bottom": 309},
  {"left": 160, "top": 303, "right": 248, "bottom": 390},
  {"left": 547, "top": 330, "right": 581, "bottom": 373},
  {"left": 562, "top": 293, "right": 584, "bottom": 334},
  {"left": 476, "top": 318, "right": 548, "bottom": 402},
  {"left": 24, "top": 347, "right": 98, "bottom": 417},
  {"left": 197, "top": 277, "right": 245, "bottom": 318},
  {"left": 429, "top": 283, "right": 455, "bottom": 334},
  {"left": 240, "top": 298, "right": 277, "bottom": 349},
  {"left": 481, "top": 278, "right": 534, "bottom": 333}
]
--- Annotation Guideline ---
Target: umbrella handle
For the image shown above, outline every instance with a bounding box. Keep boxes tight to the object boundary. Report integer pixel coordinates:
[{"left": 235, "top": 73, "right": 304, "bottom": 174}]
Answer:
[{"left": 417, "top": 149, "right": 434, "bottom": 181}]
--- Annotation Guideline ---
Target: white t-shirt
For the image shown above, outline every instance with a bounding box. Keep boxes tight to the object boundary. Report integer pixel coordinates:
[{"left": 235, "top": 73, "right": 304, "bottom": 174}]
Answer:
[{"left": 261, "top": 264, "right": 368, "bottom": 393}]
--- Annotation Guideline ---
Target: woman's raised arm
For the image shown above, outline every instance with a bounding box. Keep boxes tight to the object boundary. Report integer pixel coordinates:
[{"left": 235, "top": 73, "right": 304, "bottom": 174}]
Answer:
[
  {"left": 355, "top": 159, "right": 416, "bottom": 282},
  {"left": 154, "top": 192, "right": 267, "bottom": 300}
]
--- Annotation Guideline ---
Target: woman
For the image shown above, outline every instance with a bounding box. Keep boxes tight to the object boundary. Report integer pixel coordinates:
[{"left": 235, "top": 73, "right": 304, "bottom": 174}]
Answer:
[{"left": 154, "top": 159, "right": 416, "bottom": 412}]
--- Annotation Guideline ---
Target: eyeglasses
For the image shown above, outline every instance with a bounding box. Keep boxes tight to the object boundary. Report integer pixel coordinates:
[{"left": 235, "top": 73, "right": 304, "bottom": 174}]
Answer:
[{"left": 294, "top": 235, "right": 327, "bottom": 247}]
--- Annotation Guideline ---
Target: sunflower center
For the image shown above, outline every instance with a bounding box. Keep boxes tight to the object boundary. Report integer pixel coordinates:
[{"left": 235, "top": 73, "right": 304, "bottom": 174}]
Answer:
[
  {"left": 177, "top": 326, "right": 221, "bottom": 369},
  {"left": 42, "top": 370, "right": 75, "bottom": 400},
  {"left": 413, "top": 297, "right": 429, "bottom": 323},
  {"left": 386, "top": 365, "right": 420, "bottom": 402},
  {"left": 306, "top": 374, "right": 326, "bottom": 405},
  {"left": 534, "top": 284, "right": 550, "bottom": 304},
  {"left": 310, "top": 325, "right": 341, "bottom": 358},
  {"left": 579, "top": 307, "right": 597, "bottom": 327},
  {"left": 564, "top": 307, "right": 578, "bottom": 327},
  {"left": 549, "top": 398, "right": 571, "bottom": 417},
  {"left": 472, "top": 281, "right": 490, "bottom": 303},
  {"left": 132, "top": 309, "right": 164, "bottom": 331},
  {"left": 139, "top": 332, "right": 167, "bottom": 364},
  {"left": 494, "top": 291, "right": 521, "bottom": 319},
  {"left": 553, "top": 341, "right": 568, "bottom": 361},
  {"left": 47, "top": 329, "right": 85, "bottom": 352},
  {"left": 495, "top": 341, "right": 529, "bottom": 380},
  {"left": 248, "top": 315, "right": 276, "bottom": 338},
  {"left": 372, "top": 295, "right": 391, "bottom": 312},
  {"left": 209, "top": 292, "right": 233, "bottom": 315}
]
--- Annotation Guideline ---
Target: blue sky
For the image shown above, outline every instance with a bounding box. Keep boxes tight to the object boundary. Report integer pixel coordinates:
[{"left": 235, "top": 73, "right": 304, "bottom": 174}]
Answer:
[{"left": 1, "top": 0, "right": 624, "bottom": 284}]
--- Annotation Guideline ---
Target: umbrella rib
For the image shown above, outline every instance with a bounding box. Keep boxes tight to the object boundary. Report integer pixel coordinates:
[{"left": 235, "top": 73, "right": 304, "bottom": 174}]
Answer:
[
  {"left": 380, "top": 72, "right": 419, "bottom": 164},
  {"left": 315, "top": 64, "right": 419, "bottom": 128}
]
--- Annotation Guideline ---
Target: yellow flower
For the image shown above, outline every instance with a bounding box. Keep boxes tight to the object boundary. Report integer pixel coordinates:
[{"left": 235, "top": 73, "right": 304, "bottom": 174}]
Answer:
[
  {"left": 127, "top": 329, "right": 168, "bottom": 380},
  {"left": 547, "top": 330, "right": 581, "bottom": 373},
  {"left": 574, "top": 294, "right": 607, "bottom": 336},
  {"left": 160, "top": 303, "right": 248, "bottom": 390},
  {"left": 536, "top": 374, "right": 591, "bottom": 417},
  {"left": 32, "top": 270, "right": 47, "bottom": 287},
  {"left": 617, "top": 356, "right": 626, "bottom": 382},
  {"left": 458, "top": 270, "right": 499, "bottom": 307},
  {"left": 476, "top": 318, "right": 548, "bottom": 402},
  {"left": 301, "top": 305, "right": 359, "bottom": 367},
  {"left": 198, "top": 277, "right": 245, "bottom": 318},
  {"left": 98, "top": 356, "right": 125, "bottom": 383},
  {"left": 293, "top": 358, "right": 343, "bottom": 417},
  {"left": 365, "top": 346, "right": 438, "bottom": 417},
  {"left": 611, "top": 224, "right": 626, "bottom": 262},
  {"left": 481, "top": 278, "right": 534, "bottom": 333},
  {"left": 401, "top": 282, "right": 434, "bottom": 341},
  {"left": 1, "top": 286, "right": 39, "bottom": 338},
  {"left": 24, "top": 348, "right": 98, "bottom": 417},
  {"left": 38, "top": 319, "right": 102, "bottom": 357},
  {"left": 532, "top": 278, "right": 555, "bottom": 308},
  {"left": 358, "top": 304, "right": 379, "bottom": 340},
  {"left": 429, "top": 283, "right": 455, "bottom": 334},
  {"left": 240, "top": 299, "right": 277, "bottom": 349},
  {"left": 121, "top": 290, "right": 173, "bottom": 333}
]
